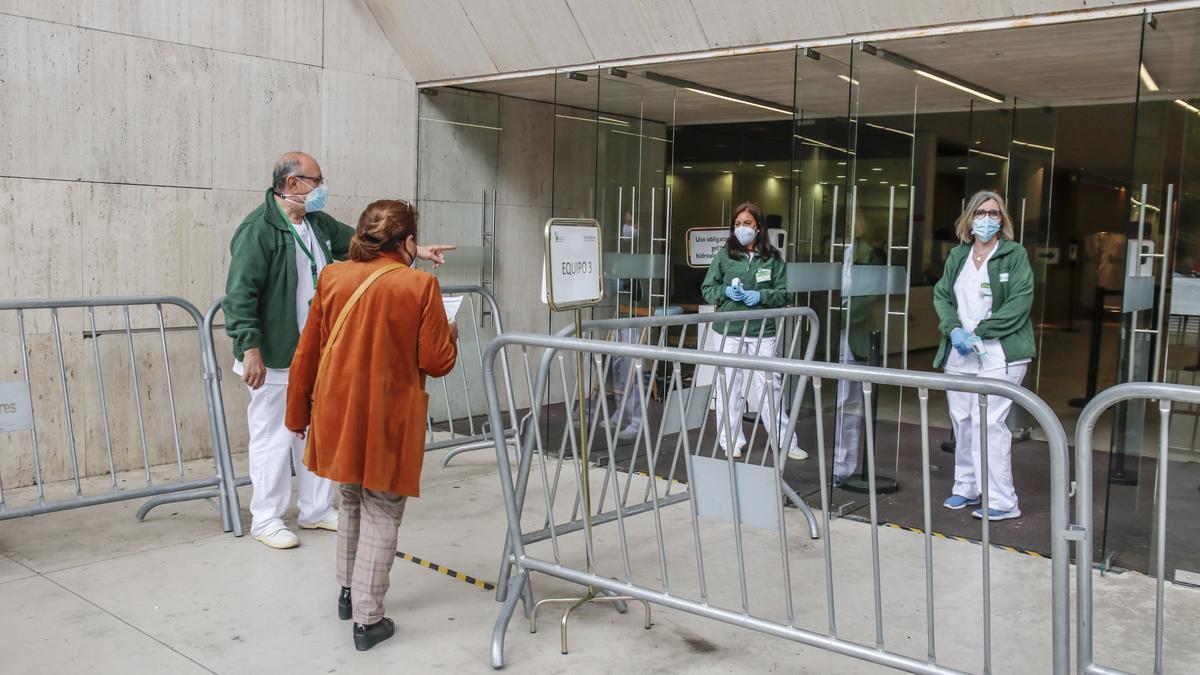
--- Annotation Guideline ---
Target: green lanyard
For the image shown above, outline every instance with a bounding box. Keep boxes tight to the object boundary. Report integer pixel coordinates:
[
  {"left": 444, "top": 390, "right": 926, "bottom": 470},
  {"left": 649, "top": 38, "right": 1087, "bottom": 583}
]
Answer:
[{"left": 276, "top": 201, "right": 320, "bottom": 293}]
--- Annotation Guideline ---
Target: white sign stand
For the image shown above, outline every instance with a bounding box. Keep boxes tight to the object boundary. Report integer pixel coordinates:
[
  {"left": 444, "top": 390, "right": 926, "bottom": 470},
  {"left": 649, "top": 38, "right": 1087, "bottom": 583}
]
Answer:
[
  {"left": 543, "top": 219, "right": 604, "bottom": 310},
  {"left": 535, "top": 217, "right": 649, "bottom": 650}
]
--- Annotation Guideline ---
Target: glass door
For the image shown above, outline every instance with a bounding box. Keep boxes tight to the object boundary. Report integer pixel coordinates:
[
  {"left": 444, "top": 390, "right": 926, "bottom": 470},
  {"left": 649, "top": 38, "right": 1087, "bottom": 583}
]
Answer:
[
  {"left": 835, "top": 44, "right": 918, "bottom": 495},
  {"left": 1006, "top": 105, "right": 1057, "bottom": 394},
  {"left": 1103, "top": 8, "right": 1200, "bottom": 578}
]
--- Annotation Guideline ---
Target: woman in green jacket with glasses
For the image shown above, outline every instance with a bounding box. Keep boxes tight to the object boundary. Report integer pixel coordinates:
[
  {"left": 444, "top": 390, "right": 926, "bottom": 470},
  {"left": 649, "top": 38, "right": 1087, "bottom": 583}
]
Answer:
[{"left": 933, "top": 190, "right": 1036, "bottom": 522}]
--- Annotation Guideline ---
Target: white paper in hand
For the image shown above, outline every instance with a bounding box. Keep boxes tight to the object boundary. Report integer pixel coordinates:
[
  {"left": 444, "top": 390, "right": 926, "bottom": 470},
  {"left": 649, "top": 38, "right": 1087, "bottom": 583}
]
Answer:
[{"left": 441, "top": 295, "right": 464, "bottom": 323}]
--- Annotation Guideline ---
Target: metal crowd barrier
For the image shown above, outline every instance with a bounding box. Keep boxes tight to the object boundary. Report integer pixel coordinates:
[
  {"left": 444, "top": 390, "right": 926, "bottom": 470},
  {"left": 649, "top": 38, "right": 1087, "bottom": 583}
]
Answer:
[
  {"left": 1074, "top": 381, "right": 1200, "bottom": 675},
  {"left": 0, "top": 297, "right": 236, "bottom": 534},
  {"left": 191, "top": 285, "right": 524, "bottom": 537},
  {"left": 430, "top": 285, "right": 526, "bottom": 467},
  {"left": 564, "top": 306, "right": 824, "bottom": 539},
  {"left": 486, "top": 306, "right": 827, "bottom": 631},
  {"left": 481, "top": 333, "right": 1072, "bottom": 673}
]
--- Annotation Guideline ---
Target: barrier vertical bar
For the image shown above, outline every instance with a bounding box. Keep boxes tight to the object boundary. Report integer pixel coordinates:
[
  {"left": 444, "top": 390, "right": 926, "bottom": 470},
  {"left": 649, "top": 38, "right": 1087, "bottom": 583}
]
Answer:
[
  {"left": 51, "top": 308, "right": 82, "bottom": 497},
  {"left": 979, "top": 394, "right": 993, "bottom": 675},
  {"left": 1153, "top": 399, "right": 1170, "bottom": 675},
  {"left": 919, "top": 388, "right": 937, "bottom": 663},
  {"left": 156, "top": 304, "right": 185, "bottom": 479},
  {"left": 87, "top": 307, "right": 118, "bottom": 491},
  {"left": 863, "top": 381, "right": 884, "bottom": 649},
  {"left": 123, "top": 306, "right": 153, "bottom": 484},
  {"left": 813, "top": 377, "right": 837, "bottom": 636},
  {"left": 16, "top": 310, "right": 43, "bottom": 503}
]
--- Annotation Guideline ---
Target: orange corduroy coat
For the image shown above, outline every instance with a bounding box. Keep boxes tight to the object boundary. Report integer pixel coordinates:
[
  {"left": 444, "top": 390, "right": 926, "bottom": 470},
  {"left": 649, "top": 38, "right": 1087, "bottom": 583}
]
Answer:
[{"left": 286, "top": 252, "right": 458, "bottom": 497}]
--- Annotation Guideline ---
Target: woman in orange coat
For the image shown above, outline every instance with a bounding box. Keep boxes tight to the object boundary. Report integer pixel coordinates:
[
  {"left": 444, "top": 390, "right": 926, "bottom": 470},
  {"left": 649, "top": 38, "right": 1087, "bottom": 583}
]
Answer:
[{"left": 286, "top": 199, "right": 458, "bottom": 652}]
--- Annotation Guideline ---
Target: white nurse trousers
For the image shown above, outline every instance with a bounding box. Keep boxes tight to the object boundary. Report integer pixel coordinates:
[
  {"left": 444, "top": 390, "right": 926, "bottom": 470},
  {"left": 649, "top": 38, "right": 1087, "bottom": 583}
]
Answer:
[
  {"left": 712, "top": 334, "right": 799, "bottom": 454},
  {"left": 945, "top": 363, "right": 1028, "bottom": 513}
]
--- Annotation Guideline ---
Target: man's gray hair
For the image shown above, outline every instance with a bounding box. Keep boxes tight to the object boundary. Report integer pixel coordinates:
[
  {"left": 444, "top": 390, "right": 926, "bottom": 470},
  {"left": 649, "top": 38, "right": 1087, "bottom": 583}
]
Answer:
[{"left": 272, "top": 155, "right": 302, "bottom": 192}]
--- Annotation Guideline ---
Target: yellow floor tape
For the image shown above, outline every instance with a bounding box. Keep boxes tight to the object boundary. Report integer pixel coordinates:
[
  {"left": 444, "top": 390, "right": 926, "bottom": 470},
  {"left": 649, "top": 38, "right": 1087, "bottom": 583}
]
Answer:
[
  {"left": 395, "top": 551, "right": 496, "bottom": 591},
  {"left": 883, "top": 522, "right": 1048, "bottom": 558}
]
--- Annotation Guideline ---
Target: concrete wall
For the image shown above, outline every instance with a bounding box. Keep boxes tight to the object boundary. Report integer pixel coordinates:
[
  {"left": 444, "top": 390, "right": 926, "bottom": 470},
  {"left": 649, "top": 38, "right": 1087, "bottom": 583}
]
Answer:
[{"left": 0, "top": 0, "right": 418, "bottom": 488}]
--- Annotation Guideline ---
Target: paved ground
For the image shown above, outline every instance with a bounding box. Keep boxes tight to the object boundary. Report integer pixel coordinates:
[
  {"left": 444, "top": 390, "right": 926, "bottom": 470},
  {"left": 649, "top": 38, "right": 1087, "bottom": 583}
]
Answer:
[{"left": 0, "top": 448, "right": 1197, "bottom": 674}]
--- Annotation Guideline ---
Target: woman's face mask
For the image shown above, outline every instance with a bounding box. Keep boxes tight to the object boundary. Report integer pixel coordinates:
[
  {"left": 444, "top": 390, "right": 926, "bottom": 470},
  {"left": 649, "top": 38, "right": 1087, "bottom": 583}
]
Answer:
[
  {"left": 972, "top": 216, "right": 1001, "bottom": 242},
  {"left": 733, "top": 213, "right": 758, "bottom": 247}
]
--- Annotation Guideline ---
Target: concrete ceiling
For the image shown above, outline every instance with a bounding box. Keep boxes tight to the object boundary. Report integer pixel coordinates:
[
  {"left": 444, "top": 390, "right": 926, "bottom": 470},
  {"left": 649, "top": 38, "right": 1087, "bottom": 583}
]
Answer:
[
  {"left": 364, "top": 0, "right": 1153, "bottom": 84},
  {"left": 453, "top": 9, "right": 1200, "bottom": 127}
]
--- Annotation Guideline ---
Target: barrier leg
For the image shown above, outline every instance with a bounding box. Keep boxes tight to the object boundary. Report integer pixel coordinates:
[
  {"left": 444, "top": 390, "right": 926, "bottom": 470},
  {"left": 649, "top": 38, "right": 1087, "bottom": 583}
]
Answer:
[
  {"left": 491, "top": 569, "right": 528, "bottom": 669},
  {"left": 781, "top": 483, "right": 821, "bottom": 540},
  {"left": 136, "top": 489, "right": 223, "bottom": 522}
]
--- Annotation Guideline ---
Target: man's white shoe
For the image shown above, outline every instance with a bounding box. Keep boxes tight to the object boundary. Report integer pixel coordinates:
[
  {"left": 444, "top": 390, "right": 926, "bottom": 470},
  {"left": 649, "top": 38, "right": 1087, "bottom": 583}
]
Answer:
[
  {"left": 255, "top": 527, "right": 299, "bottom": 549},
  {"left": 721, "top": 446, "right": 744, "bottom": 459},
  {"left": 787, "top": 447, "right": 809, "bottom": 461},
  {"left": 299, "top": 511, "right": 339, "bottom": 532}
]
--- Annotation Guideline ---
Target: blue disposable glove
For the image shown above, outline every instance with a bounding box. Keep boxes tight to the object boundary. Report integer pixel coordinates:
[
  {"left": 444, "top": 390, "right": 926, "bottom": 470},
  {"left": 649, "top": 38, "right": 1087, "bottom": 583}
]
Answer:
[
  {"left": 966, "top": 334, "right": 985, "bottom": 355},
  {"left": 949, "top": 327, "right": 973, "bottom": 355},
  {"left": 725, "top": 285, "right": 745, "bottom": 302},
  {"left": 742, "top": 289, "right": 762, "bottom": 307}
]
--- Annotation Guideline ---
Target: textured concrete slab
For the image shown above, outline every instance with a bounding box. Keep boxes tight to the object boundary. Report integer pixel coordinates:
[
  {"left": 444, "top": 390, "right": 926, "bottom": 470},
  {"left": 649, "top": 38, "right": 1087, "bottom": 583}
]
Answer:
[
  {"left": 321, "top": 68, "right": 417, "bottom": 199},
  {"left": 0, "top": 554, "right": 34, "bottom": 585},
  {"left": 210, "top": 52, "right": 323, "bottom": 192},
  {"left": 323, "top": 0, "right": 411, "bottom": 80},
  {"left": 210, "top": 0, "right": 323, "bottom": 67},
  {"left": 0, "top": 574, "right": 213, "bottom": 675}
]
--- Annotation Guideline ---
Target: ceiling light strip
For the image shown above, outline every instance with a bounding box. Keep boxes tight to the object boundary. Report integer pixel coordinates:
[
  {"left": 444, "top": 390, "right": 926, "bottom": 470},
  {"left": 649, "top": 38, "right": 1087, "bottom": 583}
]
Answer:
[
  {"left": 642, "top": 71, "right": 794, "bottom": 116},
  {"left": 1175, "top": 99, "right": 1200, "bottom": 115},
  {"left": 1012, "top": 139, "right": 1056, "bottom": 152},
  {"left": 969, "top": 148, "right": 1009, "bottom": 161},
  {"left": 865, "top": 122, "right": 913, "bottom": 137},
  {"left": 417, "top": 117, "right": 503, "bottom": 132}
]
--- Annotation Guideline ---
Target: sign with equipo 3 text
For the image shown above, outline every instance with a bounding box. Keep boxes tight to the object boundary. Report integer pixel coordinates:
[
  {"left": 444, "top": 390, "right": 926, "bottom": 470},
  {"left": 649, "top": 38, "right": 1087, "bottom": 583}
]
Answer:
[
  {"left": 544, "top": 218, "right": 604, "bottom": 311},
  {"left": 687, "top": 227, "right": 729, "bottom": 268},
  {"left": 0, "top": 381, "right": 34, "bottom": 433}
]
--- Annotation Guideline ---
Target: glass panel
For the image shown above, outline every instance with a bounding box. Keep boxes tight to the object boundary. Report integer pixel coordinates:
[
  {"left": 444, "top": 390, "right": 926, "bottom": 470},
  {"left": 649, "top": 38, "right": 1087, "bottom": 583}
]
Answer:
[
  {"left": 548, "top": 69, "right": 600, "bottom": 335},
  {"left": 842, "top": 43, "right": 919, "bottom": 491},
  {"left": 415, "top": 88, "right": 500, "bottom": 289},
  {"left": 1104, "top": 8, "right": 1200, "bottom": 580},
  {"left": 1007, "top": 104, "right": 1056, "bottom": 396},
  {"left": 596, "top": 71, "right": 650, "bottom": 319},
  {"left": 791, "top": 49, "right": 856, "bottom": 363},
  {"left": 637, "top": 50, "right": 797, "bottom": 312}
]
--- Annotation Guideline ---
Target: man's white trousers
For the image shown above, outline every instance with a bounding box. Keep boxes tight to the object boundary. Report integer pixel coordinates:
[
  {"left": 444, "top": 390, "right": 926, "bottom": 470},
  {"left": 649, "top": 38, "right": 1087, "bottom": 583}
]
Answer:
[{"left": 245, "top": 382, "right": 335, "bottom": 537}]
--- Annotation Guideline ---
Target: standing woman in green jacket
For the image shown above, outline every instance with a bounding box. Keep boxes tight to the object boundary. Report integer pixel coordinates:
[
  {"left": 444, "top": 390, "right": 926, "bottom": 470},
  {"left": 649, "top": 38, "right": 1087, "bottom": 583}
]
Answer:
[
  {"left": 933, "top": 190, "right": 1036, "bottom": 522},
  {"left": 701, "top": 202, "right": 807, "bottom": 461}
]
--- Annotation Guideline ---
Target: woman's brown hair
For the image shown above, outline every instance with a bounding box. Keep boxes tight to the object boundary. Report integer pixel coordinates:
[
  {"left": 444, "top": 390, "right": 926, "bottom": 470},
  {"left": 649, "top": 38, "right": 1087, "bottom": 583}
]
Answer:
[
  {"left": 349, "top": 199, "right": 419, "bottom": 262},
  {"left": 726, "top": 201, "right": 779, "bottom": 259}
]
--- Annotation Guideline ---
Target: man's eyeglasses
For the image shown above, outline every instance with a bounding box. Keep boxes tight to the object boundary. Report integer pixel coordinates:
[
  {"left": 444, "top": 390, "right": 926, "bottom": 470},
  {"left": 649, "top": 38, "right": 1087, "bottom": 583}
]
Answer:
[
  {"left": 973, "top": 208, "right": 1002, "bottom": 219},
  {"left": 296, "top": 175, "right": 325, "bottom": 186}
]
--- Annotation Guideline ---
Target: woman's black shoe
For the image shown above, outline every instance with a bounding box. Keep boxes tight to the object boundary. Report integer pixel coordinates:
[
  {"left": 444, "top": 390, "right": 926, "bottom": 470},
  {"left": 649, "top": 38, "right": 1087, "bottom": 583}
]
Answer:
[
  {"left": 353, "top": 617, "right": 395, "bottom": 652},
  {"left": 338, "top": 587, "right": 352, "bottom": 621}
]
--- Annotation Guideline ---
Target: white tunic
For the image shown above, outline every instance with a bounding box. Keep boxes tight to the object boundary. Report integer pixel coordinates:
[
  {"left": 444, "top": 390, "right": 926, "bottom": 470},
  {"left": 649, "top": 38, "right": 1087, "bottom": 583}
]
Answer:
[{"left": 945, "top": 244, "right": 1030, "bottom": 374}]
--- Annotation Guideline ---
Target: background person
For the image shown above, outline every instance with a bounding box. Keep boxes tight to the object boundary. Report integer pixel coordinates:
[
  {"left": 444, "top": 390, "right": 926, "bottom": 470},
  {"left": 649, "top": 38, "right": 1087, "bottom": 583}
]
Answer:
[
  {"left": 287, "top": 200, "right": 459, "bottom": 651},
  {"left": 832, "top": 214, "right": 886, "bottom": 487},
  {"left": 701, "top": 202, "right": 807, "bottom": 461},
  {"left": 225, "top": 151, "right": 452, "bottom": 549},
  {"left": 933, "top": 190, "right": 1036, "bottom": 522}
]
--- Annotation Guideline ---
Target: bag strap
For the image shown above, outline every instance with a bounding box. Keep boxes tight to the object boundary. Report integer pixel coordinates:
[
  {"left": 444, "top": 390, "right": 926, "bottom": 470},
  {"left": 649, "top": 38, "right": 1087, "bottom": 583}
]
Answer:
[{"left": 314, "top": 262, "right": 406, "bottom": 390}]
